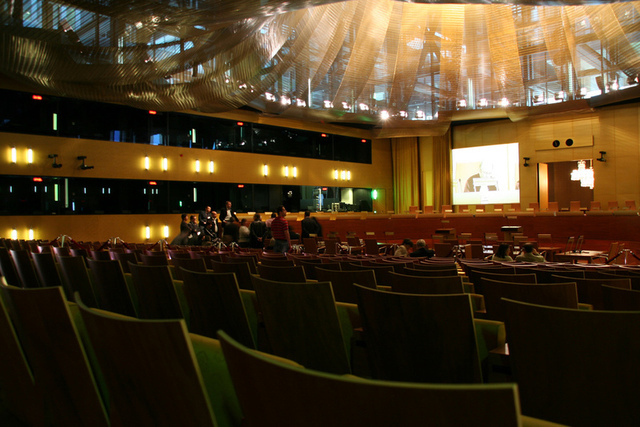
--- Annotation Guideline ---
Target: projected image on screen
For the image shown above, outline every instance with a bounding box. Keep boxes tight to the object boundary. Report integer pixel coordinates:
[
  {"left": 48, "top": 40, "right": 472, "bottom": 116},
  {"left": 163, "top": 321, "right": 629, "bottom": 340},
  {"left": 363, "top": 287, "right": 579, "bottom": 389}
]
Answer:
[{"left": 452, "top": 143, "right": 520, "bottom": 205}]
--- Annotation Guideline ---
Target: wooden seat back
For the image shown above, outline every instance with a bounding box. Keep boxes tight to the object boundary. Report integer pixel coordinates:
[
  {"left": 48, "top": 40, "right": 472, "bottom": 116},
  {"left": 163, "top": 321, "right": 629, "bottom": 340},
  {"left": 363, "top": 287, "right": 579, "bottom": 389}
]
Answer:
[
  {"left": 315, "top": 268, "right": 377, "bottom": 304},
  {"left": 128, "top": 263, "right": 184, "bottom": 319},
  {"left": 389, "top": 272, "right": 465, "bottom": 294},
  {"left": 552, "top": 274, "right": 631, "bottom": 309},
  {"left": 87, "top": 259, "right": 136, "bottom": 317},
  {"left": 219, "top": 330, "right": 523, "bottom": 427},
  {"left": 250, "top": 276, "right": 350, "bottom": 375},
  {"left": 257, "top": 264, "right": 307, "bottom": 282},
  {"left": 505, "top": 298, "right": 640, "bottom": 425},
  {"left": 181, "top": 269, "right": 255, "bottom": 348},
  {"left": 58, "top": 255, "right": 99, "bottom": 307},
  {"left": 10, "top": 249, "right": 41, "bottom": 288},
  {"left": 0, "top": 284, "right": 108, "bottom": 426},
  {"left": 76, "top": 297, "right": 218, "bottom": 426},
  {"left": 355, "top": 285, "right": 481, "bottom": 383},
  {"left": 481, "top": 278, "right": 579, "bottom": 321}
]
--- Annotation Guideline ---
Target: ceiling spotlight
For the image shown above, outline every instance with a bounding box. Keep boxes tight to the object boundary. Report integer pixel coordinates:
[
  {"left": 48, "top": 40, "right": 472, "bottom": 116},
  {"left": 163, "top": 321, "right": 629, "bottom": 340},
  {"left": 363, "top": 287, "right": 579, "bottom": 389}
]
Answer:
[
  {"left": 358, "top": 103, "right": 369, "bottom": 112},
  {"left": 398, "top": 110, "right": 408, "bottom": 118},
  {"left": 295, "top": 98, "right": 306, "bottom": 107},
  {"left": 456, "top": 99, "right": 467, "bottom": 108},
  {"left": 555, "top": 91, "right": 566, "bottom": 101},
  {"left": 280, "top": 95, "right": 291, "bottom": 106},
  {"left": 323, "top": 100, "right": 333, "bottom": 109},
  {"left": 610, "top": 81, "right": 619, "bottom": 91},
  {"left": 380, "top": 110, "right": 390, "bottom": 120},
  {"left": 341, "top": 101, "right": 351, "bottom": 110},
  {"left": 415, "top": 110, "right": 425, "bottom": 119},
  {"left": 265, "top": 92, "right": 276, "bottom": 102},
  {"left": 627, "top": 75, "right": 639, "bottom": 86},
  {"left": 500, "top": 98, "right": 510, "bottom": 107},
  {"left": 477, "top": 98, "right": 488, "bottom": 108}
]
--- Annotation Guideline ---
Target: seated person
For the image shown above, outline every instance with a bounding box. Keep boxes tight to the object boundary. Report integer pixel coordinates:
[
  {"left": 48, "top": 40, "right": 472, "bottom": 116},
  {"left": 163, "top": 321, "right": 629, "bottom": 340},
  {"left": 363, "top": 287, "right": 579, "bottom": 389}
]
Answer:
[
  {"left": 489, "top": 243, "right": 513, "bottom": 262},
  {"left": 410, "top": 239, "right": 435, "bottom": 258},
  {"left": 394, "top": 238, "right": 414, "bottom": 257},
  {"left": 515, "top": 244, "right": 545, "bottom": 263},
  {"left": 222, "top": 217, "right": 240, "bottom": 245}
]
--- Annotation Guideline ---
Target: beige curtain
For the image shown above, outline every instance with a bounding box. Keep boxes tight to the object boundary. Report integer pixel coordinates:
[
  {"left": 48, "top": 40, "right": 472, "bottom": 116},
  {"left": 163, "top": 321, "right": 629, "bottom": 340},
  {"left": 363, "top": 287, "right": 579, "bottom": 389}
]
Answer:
[
  {"left": 392, "top": 137, "right": 420, "bottom": 213},
  {"left": 433, "top": 129, "right": 452, "bottom": 210}
]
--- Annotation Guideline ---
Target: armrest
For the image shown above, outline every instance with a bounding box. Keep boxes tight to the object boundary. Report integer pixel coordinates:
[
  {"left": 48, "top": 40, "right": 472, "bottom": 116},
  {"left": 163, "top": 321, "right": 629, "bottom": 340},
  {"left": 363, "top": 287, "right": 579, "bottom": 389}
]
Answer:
[
  {"left": 578, "top": 303, "right": 593, "bottom": 310},
  {"left": 469, "top": 293, "right": 486, "bottom": 313},
  {"left": 239, "top": 289, "right": 260, "bottom": 347},
  {"left": 474, "top": 318, "right": 506, "bottom": 382},
  {"left": 376, "top": 285, "right": 392, "bottom": 291},
  {"left": 172, "top": 279, "right": 191, "bottom": 328},
  {"left": 189, "top": 334, "right": 242, "bottom": 427},
  {"left": 463, "top": 282, "right": 475, "bottom": 293},
  {"left": 521, "top": 415, "right": 566, "bottom": 426},
  {"left": 335, "top": 302, "right": 361, "bottom": 355}
]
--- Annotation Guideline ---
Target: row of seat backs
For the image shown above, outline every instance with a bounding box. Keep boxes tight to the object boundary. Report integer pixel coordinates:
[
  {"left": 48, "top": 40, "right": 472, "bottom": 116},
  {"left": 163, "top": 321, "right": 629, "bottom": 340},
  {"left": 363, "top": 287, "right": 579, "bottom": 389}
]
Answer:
[
  {"left": 7, "top": 261, "right": 640, "bottom": 426},
  {"left": 0, "top": 274, "right": 534, "bottom": 426}
]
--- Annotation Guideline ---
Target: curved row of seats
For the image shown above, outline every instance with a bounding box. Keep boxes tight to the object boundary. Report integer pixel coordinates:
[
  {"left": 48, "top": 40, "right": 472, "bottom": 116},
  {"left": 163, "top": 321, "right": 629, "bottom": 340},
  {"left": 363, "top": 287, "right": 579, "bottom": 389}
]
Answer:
[{"left": 1, "top": 241, "right": 640, "bottom": 425}]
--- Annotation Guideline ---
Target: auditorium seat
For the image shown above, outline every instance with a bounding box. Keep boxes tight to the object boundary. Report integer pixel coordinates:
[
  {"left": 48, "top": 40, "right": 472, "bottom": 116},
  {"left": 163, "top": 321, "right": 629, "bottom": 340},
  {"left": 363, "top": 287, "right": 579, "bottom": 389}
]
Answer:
[
  {"left": 180, "top": 269, "right": 255, "bottom": 348},
  {"left": 128, "top": 263, "right": 184, "bottom": 320},
  {"left": 355, "top": 285, "right": 482, "bottom": 383},
  {"left": 0, "top": 284, "right": 109, "bottom": 426},
  {"left": 218, "top": 330, "right": 539, "bottom": 427},
  {"left": 250, "top": 276, "right": 351, "bottom": 375},
  {"left": 76, "top": 296, "right": 240, "bottom": 427},
  {"left": 505, "top": 298, "right": 640, "bottom": 425}
]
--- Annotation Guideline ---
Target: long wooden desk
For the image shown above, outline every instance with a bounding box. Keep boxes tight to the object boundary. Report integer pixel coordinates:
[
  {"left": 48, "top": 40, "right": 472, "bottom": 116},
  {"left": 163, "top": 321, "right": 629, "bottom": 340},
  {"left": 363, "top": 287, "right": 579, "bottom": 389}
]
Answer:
[{"left": 553, "top": 250, "right": 605, "bottom": 264}]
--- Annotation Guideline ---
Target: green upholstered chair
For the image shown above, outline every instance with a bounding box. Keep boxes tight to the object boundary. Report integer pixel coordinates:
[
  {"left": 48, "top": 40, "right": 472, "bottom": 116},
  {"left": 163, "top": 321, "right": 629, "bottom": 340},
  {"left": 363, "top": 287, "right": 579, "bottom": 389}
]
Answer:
[
  {"left": 257, "top": 264, "right": 307, "bottom": 282},
  {"left": 76, "top": 295, "right": 242, "bottom": 427},
  {"left": 128, "top": 262, "right": 184, "bottom": 320},
  {"left": 0, "top": 279, "right": 43, "bottom": 425},
  {"left": 551, "top": 274, "right": 631, "bottom": 309},
  {"left": 180, "top": 268, "right": 255, "bottom": 349},
  {"left": 355, "top": 284, "right": 483, "bottom": 384},
  {"left": 250, "top": 276, "right": 351, "bottom": 374},
  {"left": 315, "top": 267, "right": 377, "bottom": 304},
  {"left": 87, "top": 259, "right": 136, "bottom": 317},
  {"left": 0, "top": 283, "right": 108, "bottom": 426},
  {"left": 57, "top": 255, "right": 99, "bottom": 307},
  {"left": 218, "top": 331, "right": 549, "bottom": 427},
  {"left": 505, "top": 298, "right": 640, "bottom": 426},
  {"left": 480, "top": 279, "right": 579, "bottom": 322}
]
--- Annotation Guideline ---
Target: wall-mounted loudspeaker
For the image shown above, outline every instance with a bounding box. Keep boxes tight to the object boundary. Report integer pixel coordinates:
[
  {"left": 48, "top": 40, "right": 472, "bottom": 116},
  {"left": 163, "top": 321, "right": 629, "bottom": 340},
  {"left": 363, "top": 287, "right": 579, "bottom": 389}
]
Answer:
[
  {"left": 552, "top": 140, "right": 560, "bottom": 147},
  {"left": 565, "top": 138, "right": 573, "bottom": 146}
]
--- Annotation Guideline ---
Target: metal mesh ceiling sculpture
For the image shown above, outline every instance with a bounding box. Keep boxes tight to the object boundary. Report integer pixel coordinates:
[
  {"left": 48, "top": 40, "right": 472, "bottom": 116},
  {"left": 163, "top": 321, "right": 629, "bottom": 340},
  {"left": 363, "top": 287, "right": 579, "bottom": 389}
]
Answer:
[{"left": 2, "top": 0, "right": 640, "bottom": 129}]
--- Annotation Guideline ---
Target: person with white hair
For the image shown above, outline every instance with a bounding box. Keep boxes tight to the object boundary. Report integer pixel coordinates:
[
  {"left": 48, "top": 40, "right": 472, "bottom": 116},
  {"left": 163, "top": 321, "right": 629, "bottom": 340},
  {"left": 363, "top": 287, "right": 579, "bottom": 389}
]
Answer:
[{"left": 410, "top": 239, "right": 435, "bottom": 258}]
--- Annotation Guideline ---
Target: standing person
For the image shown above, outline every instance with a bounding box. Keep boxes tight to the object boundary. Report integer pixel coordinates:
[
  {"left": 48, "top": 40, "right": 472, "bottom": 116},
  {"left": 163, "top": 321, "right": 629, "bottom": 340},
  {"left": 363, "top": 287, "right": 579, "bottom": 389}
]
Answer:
[
  {"left": 170, "top": 214, "right": 190, "bottom": 245},
  {"left": 220, "top": 201, "right": 239, "bottom": 226},
  {"left": 238, "top": 218, "right": 250, "bottom": 248},
  {"left": 249, "top": 213, "right": 266, "bottom": 249},
  {"left": 301, "top": 211, "right": 322, "bottom": 238},
  {"left": 209, "top": 211, "right": 222, "bottom": 238},
  {"left": 271, "top": 205, "right": 291, "bottom": 254},
  {"left": 222, "top": 217, "right": 240, "bottom": 245}
]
